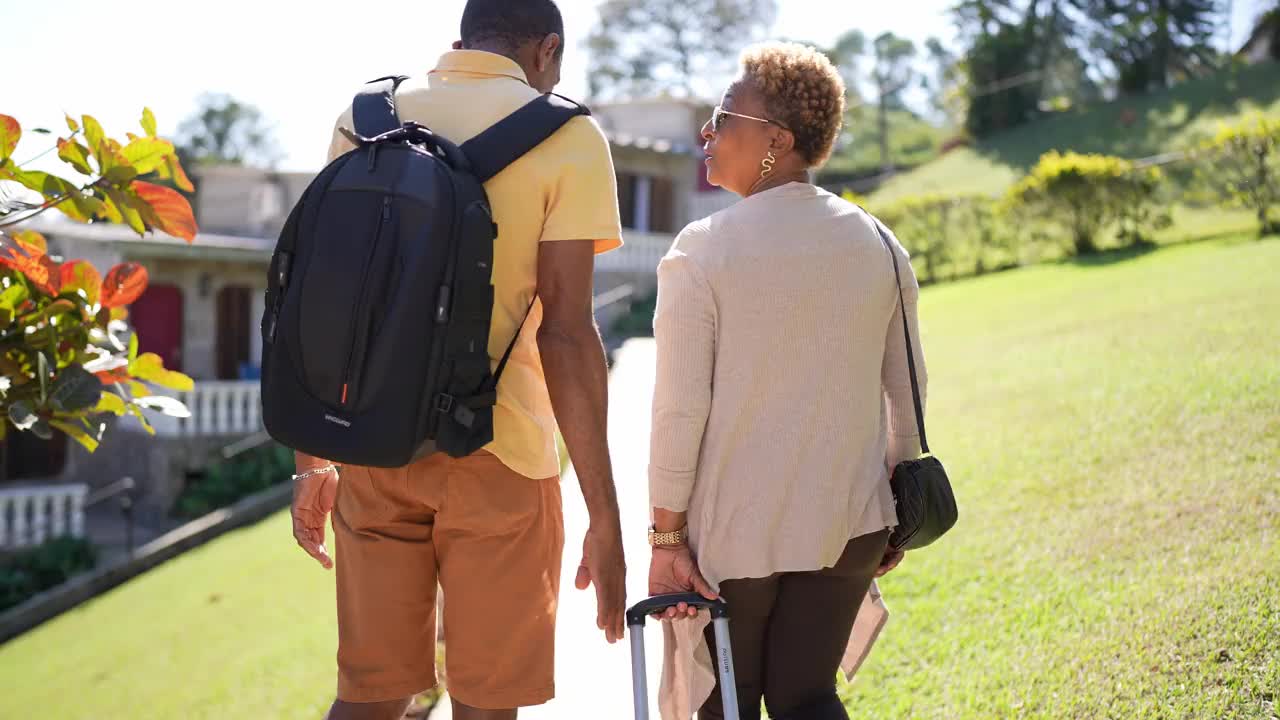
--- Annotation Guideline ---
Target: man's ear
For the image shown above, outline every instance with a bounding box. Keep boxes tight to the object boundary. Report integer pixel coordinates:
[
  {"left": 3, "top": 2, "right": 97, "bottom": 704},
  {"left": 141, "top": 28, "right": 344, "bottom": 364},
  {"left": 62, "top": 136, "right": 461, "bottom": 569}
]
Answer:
[
  {"left": 452, "top": 39, "right": 463, "bottom": 50},
  {"left": 537, "top": 33, "right": 562, "bottom": 71}
]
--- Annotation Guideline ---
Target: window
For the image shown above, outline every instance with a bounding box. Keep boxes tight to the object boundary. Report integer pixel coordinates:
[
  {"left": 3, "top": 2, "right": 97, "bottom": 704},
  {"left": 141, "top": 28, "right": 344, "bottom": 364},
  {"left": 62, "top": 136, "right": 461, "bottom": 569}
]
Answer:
[{"left": 616, "top": 172, "right": 676, "bottom": 233}]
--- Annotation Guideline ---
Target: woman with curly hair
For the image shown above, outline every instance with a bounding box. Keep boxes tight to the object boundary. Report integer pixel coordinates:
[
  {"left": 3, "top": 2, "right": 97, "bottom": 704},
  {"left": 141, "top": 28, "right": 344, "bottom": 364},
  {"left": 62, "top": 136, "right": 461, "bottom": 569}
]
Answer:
[{"left": 645, "top": 42, "right": 927, "bottom": 720}]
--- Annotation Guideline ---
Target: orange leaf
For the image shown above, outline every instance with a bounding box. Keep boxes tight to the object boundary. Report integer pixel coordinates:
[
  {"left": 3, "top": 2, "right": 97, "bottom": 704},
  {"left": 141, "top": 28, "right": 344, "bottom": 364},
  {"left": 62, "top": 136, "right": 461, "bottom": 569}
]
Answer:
[
  {"left": 165, "top": 152, "right": 195, "bottom": 193},
  {"left": 59, "top": 259, "right": 102, "bottom": 305},
  {"left": 10, "top": 230, "right": 47, "bottom": 256},
  {"left": 0, "top": 233, "right": 60, "bottom": 295},
  {"left": 101, "top": 262, "right": 149, "bottom": 308},
  {"left": 0, "top": 114, "right": 18, "bottom": 163},
  {"left": 133, "top": 180, "right": 197, "bottom": 242}
]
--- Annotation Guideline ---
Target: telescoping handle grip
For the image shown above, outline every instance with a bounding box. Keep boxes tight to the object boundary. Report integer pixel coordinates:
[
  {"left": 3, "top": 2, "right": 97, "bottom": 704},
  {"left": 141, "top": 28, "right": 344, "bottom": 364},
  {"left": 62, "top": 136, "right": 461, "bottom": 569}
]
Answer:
[
  {"left": 626, "top": 593, "right": 728, "bottom": 626},
  {"left": 626, "top": 594, "right": 739, "bottom": 720}
]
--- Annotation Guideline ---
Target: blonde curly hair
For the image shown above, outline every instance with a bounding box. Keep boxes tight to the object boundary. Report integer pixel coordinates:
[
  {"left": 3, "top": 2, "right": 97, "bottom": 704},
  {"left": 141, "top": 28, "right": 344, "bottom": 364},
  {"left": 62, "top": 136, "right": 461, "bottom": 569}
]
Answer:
[{"left": 739, "top": 42, "right": 846, "bottom": 167}]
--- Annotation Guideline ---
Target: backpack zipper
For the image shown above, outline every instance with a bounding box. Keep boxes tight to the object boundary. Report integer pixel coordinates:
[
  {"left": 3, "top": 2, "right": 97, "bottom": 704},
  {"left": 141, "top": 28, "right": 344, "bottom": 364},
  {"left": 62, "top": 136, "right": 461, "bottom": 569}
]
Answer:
[{"left": 340, "top": 196, "right": 393, "bottom": 408}]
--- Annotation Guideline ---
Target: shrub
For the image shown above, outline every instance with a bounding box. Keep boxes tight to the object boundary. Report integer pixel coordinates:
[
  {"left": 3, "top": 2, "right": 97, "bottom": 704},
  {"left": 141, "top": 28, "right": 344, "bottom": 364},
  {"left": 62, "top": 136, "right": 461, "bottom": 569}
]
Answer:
[
  {"left": 1195, "top": 116, "right": 1280, "bottom": 236},
  {"left": 173, "top": 443, "right": 294, "bottom": 519},
  {"left": 872, "top": 193, "right": 1007, "bottom": 282},
  {"left": 1004, "top": 151, "right": 1168, "bottom": 255},
  {"left": 0, "top": 536, "right": 97, "bottom": 612}
]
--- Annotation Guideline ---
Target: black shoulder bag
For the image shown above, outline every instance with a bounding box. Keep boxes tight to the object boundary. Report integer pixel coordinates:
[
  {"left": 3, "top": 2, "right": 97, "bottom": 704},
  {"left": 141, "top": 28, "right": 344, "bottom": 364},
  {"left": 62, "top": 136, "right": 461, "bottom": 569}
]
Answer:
[{"left": 872, "top": 218, "right": 959, "bottom": 551}]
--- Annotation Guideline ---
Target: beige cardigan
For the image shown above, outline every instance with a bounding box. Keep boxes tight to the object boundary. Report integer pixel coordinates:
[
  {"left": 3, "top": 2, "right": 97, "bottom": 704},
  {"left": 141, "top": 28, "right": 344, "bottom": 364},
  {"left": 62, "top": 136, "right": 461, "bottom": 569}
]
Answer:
[{"left": 648, "top": 183, "right": 926, "bottom": 719}]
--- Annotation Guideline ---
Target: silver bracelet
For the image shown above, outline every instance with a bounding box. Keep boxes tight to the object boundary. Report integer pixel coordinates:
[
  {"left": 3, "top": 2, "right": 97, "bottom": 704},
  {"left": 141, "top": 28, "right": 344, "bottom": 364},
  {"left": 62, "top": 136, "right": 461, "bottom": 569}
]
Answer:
[{"left": 292, "top": 464, "right": 337, "bottom": 482}]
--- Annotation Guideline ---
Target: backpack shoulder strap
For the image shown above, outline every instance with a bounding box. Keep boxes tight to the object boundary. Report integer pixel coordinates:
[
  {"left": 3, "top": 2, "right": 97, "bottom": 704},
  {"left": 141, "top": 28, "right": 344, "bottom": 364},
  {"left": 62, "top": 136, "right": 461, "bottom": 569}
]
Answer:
[
  {"left": 353, "top": 75, "right": 409, "bottom": 138},
  {"left": 460, "top": 93, "right": 591, "bottom": 183}
]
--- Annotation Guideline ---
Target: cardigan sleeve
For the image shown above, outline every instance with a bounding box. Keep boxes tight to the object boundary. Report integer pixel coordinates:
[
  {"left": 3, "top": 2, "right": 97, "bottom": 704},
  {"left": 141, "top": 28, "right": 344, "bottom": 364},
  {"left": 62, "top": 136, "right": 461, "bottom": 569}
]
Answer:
[{"left": 649, "top": 243, "right": 717, "bottom": 513}]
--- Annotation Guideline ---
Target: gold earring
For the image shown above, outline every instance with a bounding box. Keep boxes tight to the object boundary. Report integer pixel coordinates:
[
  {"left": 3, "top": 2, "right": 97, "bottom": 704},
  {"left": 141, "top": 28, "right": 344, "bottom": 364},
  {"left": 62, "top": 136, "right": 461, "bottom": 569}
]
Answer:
[{"left": 760, "top": 151, "right": 776, "bottom": 179}]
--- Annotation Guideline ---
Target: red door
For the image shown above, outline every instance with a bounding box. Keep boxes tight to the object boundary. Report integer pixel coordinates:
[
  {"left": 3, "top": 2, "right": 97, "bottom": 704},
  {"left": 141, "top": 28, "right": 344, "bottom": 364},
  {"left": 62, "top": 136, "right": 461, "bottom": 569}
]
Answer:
[{"left": 130, "top": 284, "right": 184, "bottom": 372}]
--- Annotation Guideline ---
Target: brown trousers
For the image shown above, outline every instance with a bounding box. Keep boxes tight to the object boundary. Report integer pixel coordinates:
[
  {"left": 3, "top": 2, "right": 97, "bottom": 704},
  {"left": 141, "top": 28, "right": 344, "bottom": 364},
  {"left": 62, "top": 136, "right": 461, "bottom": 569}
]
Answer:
[{"left": 698, "top": 530, "right": 890, "bottom": 720}]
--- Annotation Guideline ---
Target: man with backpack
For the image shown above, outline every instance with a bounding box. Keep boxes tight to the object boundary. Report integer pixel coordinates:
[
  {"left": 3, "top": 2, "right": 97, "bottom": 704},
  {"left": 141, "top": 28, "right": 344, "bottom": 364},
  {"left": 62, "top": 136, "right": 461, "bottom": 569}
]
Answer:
[{"left": 276, "top": 2, "right": 626, "bottom": 718}]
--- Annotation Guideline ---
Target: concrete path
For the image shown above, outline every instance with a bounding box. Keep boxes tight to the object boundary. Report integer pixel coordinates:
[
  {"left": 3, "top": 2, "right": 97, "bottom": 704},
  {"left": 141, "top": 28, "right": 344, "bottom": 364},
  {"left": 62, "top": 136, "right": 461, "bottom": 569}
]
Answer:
[{"left": 432, "top": 339, "right": 665, "bottom": 719}]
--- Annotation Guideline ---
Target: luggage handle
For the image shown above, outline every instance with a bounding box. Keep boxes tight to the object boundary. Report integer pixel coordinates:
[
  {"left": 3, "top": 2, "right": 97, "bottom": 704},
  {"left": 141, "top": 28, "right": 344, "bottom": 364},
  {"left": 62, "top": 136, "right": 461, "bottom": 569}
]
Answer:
[
  {"left": 626, "top": 593, "right": 728, "bottom": 626},
  {"left": 627, "top": 594, "right": 740, "bottom": 720}
]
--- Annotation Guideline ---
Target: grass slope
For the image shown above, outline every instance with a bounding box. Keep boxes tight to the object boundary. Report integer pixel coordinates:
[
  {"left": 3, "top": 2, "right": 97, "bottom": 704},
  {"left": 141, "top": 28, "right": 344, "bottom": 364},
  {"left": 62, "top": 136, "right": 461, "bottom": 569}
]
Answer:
[
  {"left": 841, "top": 236, "right": 1280, "bottom": 718},
  {"left": 872, "top": 61, "right": 1280, "bottom": 203},
  {"left": 0, "top": 238, "right": 1276, "bottom": 719}
]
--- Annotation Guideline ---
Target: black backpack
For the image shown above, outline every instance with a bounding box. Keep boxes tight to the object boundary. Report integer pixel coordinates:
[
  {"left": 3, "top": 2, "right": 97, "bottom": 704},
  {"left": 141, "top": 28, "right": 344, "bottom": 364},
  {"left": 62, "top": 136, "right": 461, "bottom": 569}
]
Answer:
[{"left": 260, "top": 76, "right": 589, "bottom": 467}]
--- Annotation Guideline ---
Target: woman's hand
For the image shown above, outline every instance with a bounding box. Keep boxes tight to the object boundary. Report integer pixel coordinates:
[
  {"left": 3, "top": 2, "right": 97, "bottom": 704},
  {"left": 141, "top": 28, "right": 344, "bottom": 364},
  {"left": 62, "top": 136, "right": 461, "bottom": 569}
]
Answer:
[
  {"left": 648, "top": 545, "right": 717, "bottom": 619},
  {"left": 874, "top": 546, "right": 905, "bottom": 578}
]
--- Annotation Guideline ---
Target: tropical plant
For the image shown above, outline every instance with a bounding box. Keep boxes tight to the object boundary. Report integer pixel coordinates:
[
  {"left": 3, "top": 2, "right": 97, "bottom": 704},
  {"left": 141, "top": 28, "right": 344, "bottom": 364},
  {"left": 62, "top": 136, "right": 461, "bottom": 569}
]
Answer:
[{"left": 0, "top": 110, "right": 197, "bottom": 451}]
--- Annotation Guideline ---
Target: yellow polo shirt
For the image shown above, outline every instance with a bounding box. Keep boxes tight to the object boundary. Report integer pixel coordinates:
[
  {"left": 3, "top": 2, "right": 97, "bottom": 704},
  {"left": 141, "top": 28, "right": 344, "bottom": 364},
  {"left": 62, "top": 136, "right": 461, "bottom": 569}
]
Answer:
[{"left": 327, "top": 50, "right": 623, "bottom": 479}]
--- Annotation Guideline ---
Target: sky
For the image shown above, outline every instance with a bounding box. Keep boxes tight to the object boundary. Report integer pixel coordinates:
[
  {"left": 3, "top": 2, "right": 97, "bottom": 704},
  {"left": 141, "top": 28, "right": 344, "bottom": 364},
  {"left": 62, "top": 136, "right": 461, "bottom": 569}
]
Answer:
[{"left": 3, "top": 0, "right": 1266, "bottom": 174}]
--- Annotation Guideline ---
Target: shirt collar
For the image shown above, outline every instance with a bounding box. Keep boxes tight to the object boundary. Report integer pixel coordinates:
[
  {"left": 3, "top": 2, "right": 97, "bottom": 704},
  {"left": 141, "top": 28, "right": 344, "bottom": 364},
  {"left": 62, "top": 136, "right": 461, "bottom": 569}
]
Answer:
[{"left": 432, "top": 50, "right": 530, "bottom": 86}]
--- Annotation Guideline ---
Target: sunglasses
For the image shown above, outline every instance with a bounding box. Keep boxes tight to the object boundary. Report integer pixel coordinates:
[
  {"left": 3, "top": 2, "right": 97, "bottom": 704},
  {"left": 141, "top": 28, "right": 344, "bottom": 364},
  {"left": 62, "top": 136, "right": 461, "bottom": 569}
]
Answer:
[{"left": 710, "top": 106, "right": 791, "bottom": 133}]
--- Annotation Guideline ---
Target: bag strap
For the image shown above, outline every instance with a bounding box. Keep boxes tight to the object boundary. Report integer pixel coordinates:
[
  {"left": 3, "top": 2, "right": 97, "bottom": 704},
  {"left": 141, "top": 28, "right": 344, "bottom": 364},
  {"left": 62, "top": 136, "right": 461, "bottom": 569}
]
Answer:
[
  {"left": 353, "top": 75, "right": 409, "bottom": 138},
  {"left": 867, "top": 213, "right": 930, "bottom": 455},
  {"left": 465, "top": 94, "right": 587, "bottom": 392},
  {"left": 460, "top": 93, "right": 591, "bottom": 183}
]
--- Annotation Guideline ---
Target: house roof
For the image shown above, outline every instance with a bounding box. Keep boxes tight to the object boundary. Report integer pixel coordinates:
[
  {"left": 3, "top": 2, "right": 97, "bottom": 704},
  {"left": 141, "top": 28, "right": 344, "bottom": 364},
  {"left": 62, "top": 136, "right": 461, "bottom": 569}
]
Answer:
[
  {"left": 23, "top": 218, "right": 275, "bottom": 263},
  {"left": 606, "top": 132, "right": 699, "bottom": 157}
]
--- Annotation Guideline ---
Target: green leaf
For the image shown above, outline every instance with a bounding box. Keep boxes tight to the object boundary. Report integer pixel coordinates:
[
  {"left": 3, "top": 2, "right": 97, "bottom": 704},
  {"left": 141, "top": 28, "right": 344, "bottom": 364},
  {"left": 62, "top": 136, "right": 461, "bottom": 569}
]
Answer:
[
  {"left": 65, "top": 114, "right": 80, "bottom": 133},
  {"left": 49, "top": 419, "right": 99, "bottom": 452},
  {"left": 128, "top": 352, "right": 194, "bottom": 391},
  {"left": 0, "top": 114, "right": 18, "bottom": 163},
  {"left": 0, "top": 282, "right": 28, "bottom": 312},
  {"left": 56, "top": 138, "right": 95, "bottom": 176},
  {"left": 134, "top": 395, "right": 192, "bottom": 418},
  {"left": 141, "top": 108, "right": 158, "bottom": 138},
  {"left": 121, "top": 137, "right": 174, "bottom": 175},
  {"left": 102, "top": 187, "right": 146, "bottom": 235},
  {"left": 8, "top": 399, "right": 38, "bottom": 430},
  {"left": 31, "top": 128, "right": 52, "bottom": 135},
  {"left": 126, "top": 403, "right": 156, "bottom": 435},
  {"left": 101, "top": 164, "right": 139, "bottom": 186},
  {"left": 93, "top": 390, "right": 127, "bottom": 416},
  {"left": 127, "top": 330, "right": 139, "bottom": 361},
  {"left": 6, "top": 168, "right": 104, "bottom": 223},
  {"left": 81, "top": 115, "right": 105, "bottom": 164},
  {"left": 37, "top": 351, "right": 50, "bottom": 404},
  {"left": 49, "top": 364, "right": 104, "bottom": 412}
]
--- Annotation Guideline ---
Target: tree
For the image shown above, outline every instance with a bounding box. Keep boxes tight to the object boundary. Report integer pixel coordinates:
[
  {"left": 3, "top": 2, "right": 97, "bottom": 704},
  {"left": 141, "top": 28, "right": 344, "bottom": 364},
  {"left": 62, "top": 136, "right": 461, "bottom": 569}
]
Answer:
[
  {"left": 175, "top": 93, "right": 280, "bottom": 168},
  {"left": 826, "top": 29, "right": 867, "bottom": 102},
  {"left": 923, "top": 37, "right": 965, "bottom": 125},
  {"left": 864, "top": 34, "right": 918, "bottom": 173},
  {"left": 1084, "top": 0, "right": 1226, "bottom": 93},
  {"left": 586, "top": 0, "right": 777, "bottom": 100},
  {"left": 0, "top": 110, "right": 196, "bottom": 454}
]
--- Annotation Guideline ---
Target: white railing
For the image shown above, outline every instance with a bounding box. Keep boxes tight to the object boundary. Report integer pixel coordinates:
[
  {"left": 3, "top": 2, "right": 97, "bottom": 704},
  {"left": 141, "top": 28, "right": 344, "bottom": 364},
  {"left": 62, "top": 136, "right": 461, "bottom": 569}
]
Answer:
[
  {"left": 147, "top": 380, "right": 263, "bottom": 438},
  {"left": 596, "top": 231, "right": 674, "bottom": 275},
  {"left": 0, "top": 484, "right": 88, "bottom": 548}
]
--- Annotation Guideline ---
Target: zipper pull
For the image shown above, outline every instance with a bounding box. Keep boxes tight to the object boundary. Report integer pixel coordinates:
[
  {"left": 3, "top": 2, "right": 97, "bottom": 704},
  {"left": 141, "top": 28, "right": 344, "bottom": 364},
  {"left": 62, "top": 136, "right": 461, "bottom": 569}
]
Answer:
[
  {"left": 436, "top": 285, "right": 451, "bottom": 324},
  {"left": 382, "top": 197, "right": 392, "bottom": 221}
]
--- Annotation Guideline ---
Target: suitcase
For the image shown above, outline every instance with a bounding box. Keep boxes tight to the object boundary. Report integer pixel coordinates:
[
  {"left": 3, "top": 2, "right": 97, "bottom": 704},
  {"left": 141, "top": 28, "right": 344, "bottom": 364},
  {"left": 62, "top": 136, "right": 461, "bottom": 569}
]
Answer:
[{"left": 626, "top": 593, "right": 740, "bottom": 720}]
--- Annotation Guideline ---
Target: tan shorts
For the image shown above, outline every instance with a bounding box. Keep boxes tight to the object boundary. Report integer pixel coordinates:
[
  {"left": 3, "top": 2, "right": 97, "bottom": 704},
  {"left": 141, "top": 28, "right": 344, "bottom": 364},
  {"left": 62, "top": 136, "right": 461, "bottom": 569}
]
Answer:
[{"left": 332, "top": 451, "right": 563, "bottom": 708}]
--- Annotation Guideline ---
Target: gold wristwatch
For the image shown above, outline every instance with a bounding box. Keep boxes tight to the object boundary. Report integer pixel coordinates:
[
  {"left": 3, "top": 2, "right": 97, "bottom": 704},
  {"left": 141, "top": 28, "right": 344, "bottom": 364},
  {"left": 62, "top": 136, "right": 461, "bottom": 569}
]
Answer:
[{"left": 648, "top": 525, "right": 688, "bottom": 548}]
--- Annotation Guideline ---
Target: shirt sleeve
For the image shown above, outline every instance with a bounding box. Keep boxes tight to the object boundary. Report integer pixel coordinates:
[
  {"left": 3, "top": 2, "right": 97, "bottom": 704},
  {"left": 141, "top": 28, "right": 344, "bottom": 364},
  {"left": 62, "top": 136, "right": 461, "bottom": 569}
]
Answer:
[
  {"left": 539, "top": 116, "right": 624, "bottom": 255},
  {"left": 649, "top": 237, "right": 716, "bottom": 513},
  {"left": 881, "top": 232, "right": 928, "bottom": 469}
]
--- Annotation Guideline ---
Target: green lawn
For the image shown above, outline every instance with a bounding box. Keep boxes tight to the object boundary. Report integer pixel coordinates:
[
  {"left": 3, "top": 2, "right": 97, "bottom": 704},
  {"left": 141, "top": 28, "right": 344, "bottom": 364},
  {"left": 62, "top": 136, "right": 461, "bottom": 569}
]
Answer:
[
  {"left": 0, "top": 238, "right": 1276, "bottom": 719},
  {"left": 0, "top": 511, "right": 340, "bottom": 719},
  {"left": 840, "top": 236, "right": 1280, "bottom": 718},
  {"left": 871, "top": 61, "right": 1280, "bottom": 203}
]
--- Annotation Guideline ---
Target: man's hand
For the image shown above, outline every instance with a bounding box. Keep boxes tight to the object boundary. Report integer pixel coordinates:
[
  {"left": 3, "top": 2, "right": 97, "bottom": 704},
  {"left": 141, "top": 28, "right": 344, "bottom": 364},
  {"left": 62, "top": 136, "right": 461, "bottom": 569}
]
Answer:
[
  {"left": 875, "top": 546, "right": 905, "bottom": 578},
  {"left": 648, "top": 545, "right": 717, "bottom": 620},
  {"left": 292, "top": 465, "right": 338, "bottom": 570},
  {"left": 574, "top": 522, "right": 627, "bottom": 644}
]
